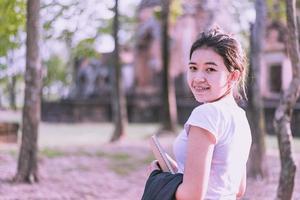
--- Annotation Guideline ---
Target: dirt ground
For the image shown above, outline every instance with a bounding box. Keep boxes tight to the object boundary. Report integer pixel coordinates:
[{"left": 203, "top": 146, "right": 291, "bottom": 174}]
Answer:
[
  {"left": 1, "top": 111, "right": 300, "bottom": 199},
  {"left": 1, "top": 138, "right": 300, "bottom": 200},
  {"left": 0, "top": 141, "right": 150, "bottom": 200}
]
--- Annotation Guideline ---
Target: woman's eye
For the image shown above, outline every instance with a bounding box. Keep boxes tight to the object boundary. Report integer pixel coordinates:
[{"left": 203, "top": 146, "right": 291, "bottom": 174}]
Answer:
[
  {"left": 189, "top": 66, "right": 197, "bottom": 71},
  {"left": 206, "top": 68, "right": 216, "bottom": 72}
]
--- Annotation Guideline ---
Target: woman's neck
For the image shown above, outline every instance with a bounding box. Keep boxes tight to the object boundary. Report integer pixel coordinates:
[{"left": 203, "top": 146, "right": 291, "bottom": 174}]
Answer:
[{"left": 206, "top": 90, "right": 233, "bottom": 103}]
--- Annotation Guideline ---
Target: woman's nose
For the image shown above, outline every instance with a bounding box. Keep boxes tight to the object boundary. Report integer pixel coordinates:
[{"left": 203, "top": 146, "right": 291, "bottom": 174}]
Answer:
[{"left": 193, "top": 73, "right": 206, "bottom": 82}]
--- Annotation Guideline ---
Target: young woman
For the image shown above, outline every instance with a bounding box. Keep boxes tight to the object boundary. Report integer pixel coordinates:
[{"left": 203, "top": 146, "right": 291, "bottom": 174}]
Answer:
[{"left": 148, "top": 28, "right": 252, "bottom": 200}]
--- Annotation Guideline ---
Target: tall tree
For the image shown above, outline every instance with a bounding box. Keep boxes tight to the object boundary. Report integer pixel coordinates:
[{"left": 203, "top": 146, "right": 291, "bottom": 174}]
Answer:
[
  {"left": 110, "top": 0, "right": 128, "bottom": 142},
  {"left": 247, "top": 0, "right": 268, "bottom": 179},
  {"left": 274, "top": 0, "right": 298, "bottom": 199},
  {"left": 160, "top": 0, "right": 178, "bottom": 133},
  {"left": 14, "top": 0, "right": 41, "bottom": 183}
]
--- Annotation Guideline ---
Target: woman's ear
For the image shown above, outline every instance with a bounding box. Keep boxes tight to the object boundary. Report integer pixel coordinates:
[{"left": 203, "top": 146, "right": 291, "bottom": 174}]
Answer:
[{"left": 230, "top": 69, "right": 241, "bottom": 82}]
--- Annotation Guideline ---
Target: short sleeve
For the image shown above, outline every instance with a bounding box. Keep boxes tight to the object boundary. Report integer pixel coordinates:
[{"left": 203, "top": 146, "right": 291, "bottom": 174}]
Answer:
[{"left": 184, "top": 104, "right": 224, "bottom": 143}]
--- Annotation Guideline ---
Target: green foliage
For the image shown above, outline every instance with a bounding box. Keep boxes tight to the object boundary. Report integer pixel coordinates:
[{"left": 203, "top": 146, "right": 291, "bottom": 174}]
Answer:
[
  {"left": 0, "top": 63, "right": 6, "bottom": 70},
  {"left": 106, "top": 152, "right": 140, "bottom": 176},
  {"left": 153, "top": 0, "right": 182, "bottom": 24},
  {"left": 72, "top": 38, "right": 99, "bottom": 59},
  {"left": 142, "top": 153, "right": 155, "bottom": 164},
  {"left": 266, "top": 0, "right": 286, "bottom": 22},
  {"left": 108, "top": 161, "right": 136, "bottom": 176},
  {"left": 43, "top": 55, "right": 68, "bottom": 87},
  {"left": 170, "top": 0, "right": 182, "bottom": 24},
  {"left": 153, "top": 6, "right": 162, "bottom": 20},
  {"left": 107, "top": 152, "right": 131, "bottom": 161},
  {"left": 0, "top": 0, "right": 26, "bottom": 57},
  {"left": 40, "top": 148, "right": 66, "bottom": 158},
  {"left": 97, "top": 19, "right": 113, "bottom": 35}
]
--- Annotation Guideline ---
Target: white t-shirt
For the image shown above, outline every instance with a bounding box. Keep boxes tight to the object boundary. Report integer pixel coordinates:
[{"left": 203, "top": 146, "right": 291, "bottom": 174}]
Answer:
[{"left": 173, "top": 95, "right": 252, "bottom": 200}]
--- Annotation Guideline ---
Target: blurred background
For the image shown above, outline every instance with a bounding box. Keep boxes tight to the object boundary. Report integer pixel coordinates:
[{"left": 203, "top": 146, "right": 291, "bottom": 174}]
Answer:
[
  {"left": 0, "top": 0, "right": 298, "bottom": 132},
  {"left": 1, "top": 0, "right": 300, "bottom": 199}
]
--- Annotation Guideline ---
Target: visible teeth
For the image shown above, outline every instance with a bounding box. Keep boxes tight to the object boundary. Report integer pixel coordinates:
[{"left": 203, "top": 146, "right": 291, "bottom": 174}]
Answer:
[{"left": 193, "top": 86, "right": 209, "bottom": 90}]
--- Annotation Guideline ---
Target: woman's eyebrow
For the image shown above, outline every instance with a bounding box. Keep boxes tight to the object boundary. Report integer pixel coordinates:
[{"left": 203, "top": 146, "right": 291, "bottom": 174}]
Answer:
[
  {"left": 188, "top": 61, "right": 218, "bottom": 66},
  {"left": 205, "top": 62, "right": 217, "bottom": 66},
  {"left": 188, "top": 62, "right": 197, "bottom": 65}
]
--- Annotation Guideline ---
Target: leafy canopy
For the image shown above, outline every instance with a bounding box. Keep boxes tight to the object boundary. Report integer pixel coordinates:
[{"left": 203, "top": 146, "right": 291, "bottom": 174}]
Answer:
[{"left": 0, "top": 0, "right": 26, "bottom": 57}]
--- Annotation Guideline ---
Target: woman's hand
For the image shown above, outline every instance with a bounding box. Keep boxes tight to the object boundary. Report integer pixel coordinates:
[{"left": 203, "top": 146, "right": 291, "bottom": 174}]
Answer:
[{"left": 147, "top": 160, "right": 161, "bottom": 175}]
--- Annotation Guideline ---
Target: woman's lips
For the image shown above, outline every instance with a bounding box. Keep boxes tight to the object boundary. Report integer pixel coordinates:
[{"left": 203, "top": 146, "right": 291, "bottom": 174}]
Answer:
[{"left": 192, "top": 85, "right": 210, "bottom": 93}]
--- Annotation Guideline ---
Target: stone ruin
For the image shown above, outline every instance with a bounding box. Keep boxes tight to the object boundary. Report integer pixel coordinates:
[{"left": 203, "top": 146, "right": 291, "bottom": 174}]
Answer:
[{"left": 69, "top": 55, "right": 112, "bottom": 99}]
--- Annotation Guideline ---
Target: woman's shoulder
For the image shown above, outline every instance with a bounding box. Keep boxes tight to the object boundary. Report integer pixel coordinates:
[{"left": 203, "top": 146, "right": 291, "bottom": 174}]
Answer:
[
  {"left": 192, "top": 97, "right": 241, "bottom": 118},
  {"left": 187, "top": 102, "right": 226, "bottom": 143},
  {"left": 193, "top": 101, "right": 221, "bottom": 114},
  {"left": 191, "top": 103, "right": 222, "bottom": 121}
]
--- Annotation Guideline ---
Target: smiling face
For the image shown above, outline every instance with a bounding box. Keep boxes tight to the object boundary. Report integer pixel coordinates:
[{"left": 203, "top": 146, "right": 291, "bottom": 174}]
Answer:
[{"left": 188, "top": 48, "right": 233, "bottom": 103}]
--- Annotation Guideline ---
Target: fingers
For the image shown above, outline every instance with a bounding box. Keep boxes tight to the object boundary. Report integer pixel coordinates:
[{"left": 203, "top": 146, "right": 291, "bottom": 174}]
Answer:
[
  {"left": 147, "top": 160, "right": 161, "bottom": 176},
  {"left": 150, "top": 160, "right": 160, "bottom": 170}
]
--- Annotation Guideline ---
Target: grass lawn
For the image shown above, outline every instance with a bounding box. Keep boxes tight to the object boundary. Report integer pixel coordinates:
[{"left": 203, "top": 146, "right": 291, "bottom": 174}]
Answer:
[
  {"left": 1, "top": 109, "right": 300, "bottom": 152},
  {"left": 38, "top": 122, "right": 161, "bottom": 147},
  {"left": 38, "top": 122, "right": 300, "bottom": 153}
]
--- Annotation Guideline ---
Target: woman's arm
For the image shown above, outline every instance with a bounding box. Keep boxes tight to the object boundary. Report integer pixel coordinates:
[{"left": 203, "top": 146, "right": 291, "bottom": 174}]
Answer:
[
  {"left": 236, "top": 167, "right": 247, "bottom": 199},
  {"left": 175, "top": 125, "right": 215, "bottom": 200}
]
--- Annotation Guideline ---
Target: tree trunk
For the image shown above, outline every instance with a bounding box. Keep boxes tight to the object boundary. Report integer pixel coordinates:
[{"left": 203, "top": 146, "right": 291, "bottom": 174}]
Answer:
[
  {"left": 160, "top": 0, "right": 178, "bottom": 134},
  {"left": 247, "top": 0, "right": 268, "bottom": 179},
  {"left": 8, "top": 76, "right": 17, "bottom": 110},
  {"left": 110, "top": 0, "right": 128, "bottom": 142},
  {"left": 7, "top": 52, "right": 17, "bottom": 110},
  {"left": 14, "top": 0, "right": 41, "bottom": 183},
  {"left": 274, "top": 0, "right": 298, "bottom": 199}
]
